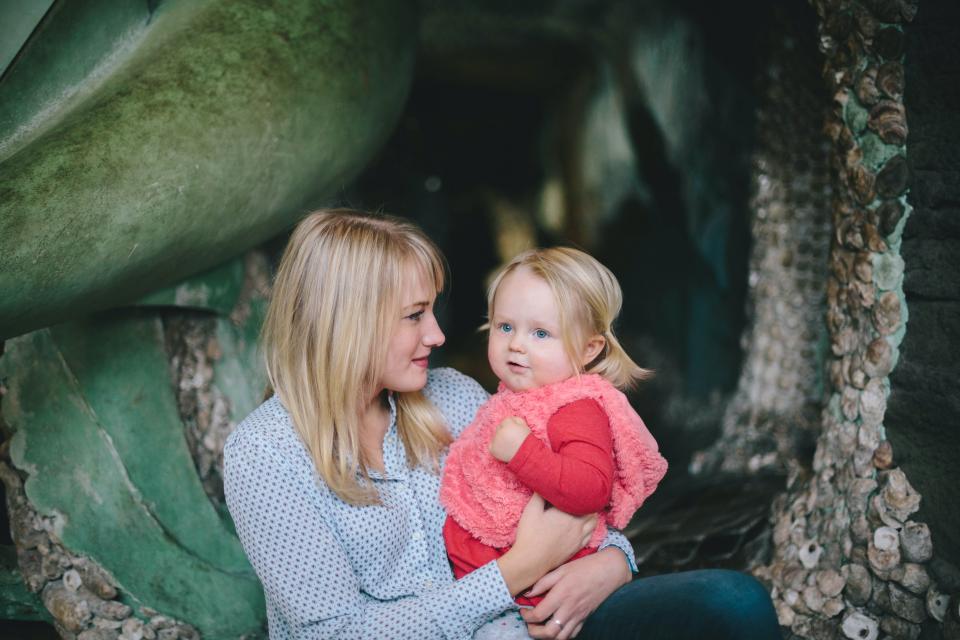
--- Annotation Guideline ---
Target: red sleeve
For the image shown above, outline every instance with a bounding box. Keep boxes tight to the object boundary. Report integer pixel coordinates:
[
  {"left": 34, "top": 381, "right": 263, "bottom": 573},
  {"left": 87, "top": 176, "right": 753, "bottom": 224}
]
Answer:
[{"left": 506, "top": 398, "right": 614, "bottom": 515}]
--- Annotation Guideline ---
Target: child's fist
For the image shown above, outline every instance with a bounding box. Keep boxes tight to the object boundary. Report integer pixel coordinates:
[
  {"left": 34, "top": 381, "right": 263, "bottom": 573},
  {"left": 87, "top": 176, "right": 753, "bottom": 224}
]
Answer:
[{"left": 489, "top": 416, "right": 530, "bottom": 463}]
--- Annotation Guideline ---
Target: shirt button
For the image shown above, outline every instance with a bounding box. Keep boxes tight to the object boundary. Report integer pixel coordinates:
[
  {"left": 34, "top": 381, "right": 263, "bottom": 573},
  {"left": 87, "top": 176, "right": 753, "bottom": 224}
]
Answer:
[{"left": 412, "top": 530, "right": 423, "bottom": 541}]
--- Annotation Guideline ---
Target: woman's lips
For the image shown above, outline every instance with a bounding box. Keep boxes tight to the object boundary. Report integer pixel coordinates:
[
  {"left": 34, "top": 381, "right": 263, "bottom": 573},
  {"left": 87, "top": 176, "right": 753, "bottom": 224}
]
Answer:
[{"left": 412, "top": 356, "right": 429, "bottom": 368}]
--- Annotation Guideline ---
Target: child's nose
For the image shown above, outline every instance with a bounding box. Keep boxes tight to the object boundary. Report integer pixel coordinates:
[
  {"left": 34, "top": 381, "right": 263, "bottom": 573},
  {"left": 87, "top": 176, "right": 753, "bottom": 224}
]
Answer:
[{"left": 508, "top": 334, "right": 524, "bottom": 352}]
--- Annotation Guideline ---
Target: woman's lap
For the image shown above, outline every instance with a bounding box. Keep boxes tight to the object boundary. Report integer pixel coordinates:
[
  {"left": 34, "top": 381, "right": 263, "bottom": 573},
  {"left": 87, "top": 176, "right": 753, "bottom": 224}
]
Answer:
[{"left": 578, "top": 569, "right": 782, "bottom": 640}]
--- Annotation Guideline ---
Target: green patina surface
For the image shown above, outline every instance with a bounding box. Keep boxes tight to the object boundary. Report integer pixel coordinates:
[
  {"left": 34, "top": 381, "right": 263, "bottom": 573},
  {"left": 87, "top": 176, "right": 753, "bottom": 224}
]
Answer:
[
  {"left": 0, "top": 319, "right": 266, "bottom": 638},
  {"left": 135, "top": 255, "right": 245, "bottom": 316},
  {"left": 0, "top": 0, "right": 416, "bottom": 340}
]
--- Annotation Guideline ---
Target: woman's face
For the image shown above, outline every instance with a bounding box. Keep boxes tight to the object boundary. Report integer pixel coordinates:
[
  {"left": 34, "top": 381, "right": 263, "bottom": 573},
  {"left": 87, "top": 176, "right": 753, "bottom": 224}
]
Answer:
[{"left": 378, "top": 266, "right": 445, "bottom": 395}]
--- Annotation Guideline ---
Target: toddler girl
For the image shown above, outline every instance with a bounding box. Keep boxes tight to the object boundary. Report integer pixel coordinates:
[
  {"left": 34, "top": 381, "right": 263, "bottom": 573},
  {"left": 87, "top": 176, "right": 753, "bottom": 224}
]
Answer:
[{"left": 439, "top": 246, "right": 668, "bottom": 639}]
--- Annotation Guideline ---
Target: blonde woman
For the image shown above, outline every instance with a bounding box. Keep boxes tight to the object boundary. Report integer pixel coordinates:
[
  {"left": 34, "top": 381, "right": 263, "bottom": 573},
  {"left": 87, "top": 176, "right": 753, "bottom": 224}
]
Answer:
[{"left": 224, "top": 209, "right": 780, "bottom": 640}]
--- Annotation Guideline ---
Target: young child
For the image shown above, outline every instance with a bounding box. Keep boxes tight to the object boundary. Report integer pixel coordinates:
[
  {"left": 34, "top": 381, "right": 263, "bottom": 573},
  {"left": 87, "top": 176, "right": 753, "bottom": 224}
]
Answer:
[{"left": 439, "top": 246, "right": 668, "bottom": 638}]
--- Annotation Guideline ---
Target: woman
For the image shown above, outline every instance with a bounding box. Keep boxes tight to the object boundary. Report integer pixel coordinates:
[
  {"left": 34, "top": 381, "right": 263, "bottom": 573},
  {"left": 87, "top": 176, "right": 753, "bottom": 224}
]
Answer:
[{"left": 223, "top": 209, "right": 780, "bottom": 639}]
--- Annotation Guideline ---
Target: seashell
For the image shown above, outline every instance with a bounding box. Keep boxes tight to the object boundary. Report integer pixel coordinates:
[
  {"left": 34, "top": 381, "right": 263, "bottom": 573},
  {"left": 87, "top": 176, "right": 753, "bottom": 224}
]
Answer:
[
  {"left": 823, "top": 597, "right": 845, "bottom": 618},
  {"left": 874, "top": 27, "right": 905, "bottom": 61},
  {"left": 864, "top": 338, "right": 893, "bottom": 378},
  {"left": 870, "top": 493, "right": 904, "bottom": 529},
  {"left": 851, "top": 164, "right": 878, "bottom": 205},
  {"left": 843, "top": 563, "right": 873, "bottom": 605},
  {"left": 873, "top": 526, "right": 900, "bottom": 552},
  {"left": 860, "top": 379, "right": 886, "bottom": 425},
  {"left": 41, "top": 581, "right": 93, "bottom": 633},
  {"left": 889, "top": 583, "right": 927, "bottom": 623},
  {"left": 873, "top": 291, "right": 902, "bottom": 335},
  {"left": 800, "top": 540, "right": 823, "bottom": 570},
  {"left": 148, "top": 615, "right": 176, "bottom": 631},
  {"left": 96, "top": 599, "right": 132, "bottom": 621},
  {"left": 849, "top": 477, "right": 879, "bottom": 504},
  {"left": 846, "top": 144, "right": 865, "bottom": 169},
  {"left": 816, "top": 569, "right": 846, "bottom": 598},
  {"left": 839, "top": 420, "right": 859, "bottom": 456},
  {"left": 874, "top": 253, "right": 904, "bottom": 290},
  {"left": 856, "top": 66, "right": 880, "bottom": 107},
  {"left": 854, "top": 253, "right": 873, "bottom": 282},
  {"left": 785, "top": 566, "right": 809, "bottom": 591},
  {"left": 868, "top": 538, "right": 901, "bottom": 573},
  {"left": 92, "top": 617, "right": 123, "bottom": 629},
  {"left": 881, "top": 468, "right": 922, "bottom": 521},
  {"left": 802, "top": 585, "right": 826, "bottom": 613},
  {"left": 842, "top": 386, "right": 861, "bottom": 421},
  {"left": 834, "top": 326, "right": 859, "bottom": 356},
  {"left": 842, "top": 611, "right": 879, "bottom": 640},
  {"left": 868, "top": 101, "right": 908, "bottom": 146},
  {"left": 876, "top": 154, "right": 910, "bottom": 199},
  {"left": 854, "top": 446, "right": 877, "bottom": 478},
  {"left": 877, "top": 62, "right": 905, "bottom": 101},
  {"left": 73, "top": 560, "right": 118, "bottom": 600},
  {"left": 121, "top": 617, "right": 145, "bottom": 640},
  {"left": 864, "top": 223, "right": 888, "bottom": 253},
  {"left": 63, "top": 569, "right": 82, "bottom": 592},
  {"left": 876, "top": 199, "right": 905, "bottom": 237},
  {"left": 879, "top": 615, "right": 921, "bottom": 640},
  {"left": 873, "top": 441, "right": 894, "bottom": 469},
  {"left": 891, "top": 563, "right": 931, "bottom": 595},
  {"left": 775, "top": 600, "right": 795, "bottom": 627},
  {"left": 926, "top": 586, "right": 949, "bottom": 622},
  {"left": 852, "top": 279, "right": 876, "bottom": 308},
  {"left": 859, "top": 422, "right": 882, "bottom": 450},
  {"left": 900, "top": 521, "right": 933, "bottom": 562}
]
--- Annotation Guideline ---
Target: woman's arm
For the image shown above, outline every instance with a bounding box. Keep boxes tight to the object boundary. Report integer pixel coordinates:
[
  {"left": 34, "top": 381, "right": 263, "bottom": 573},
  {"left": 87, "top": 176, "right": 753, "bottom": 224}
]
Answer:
[{"left": 496, "top": 494, "right": 598, "bottom": 595}]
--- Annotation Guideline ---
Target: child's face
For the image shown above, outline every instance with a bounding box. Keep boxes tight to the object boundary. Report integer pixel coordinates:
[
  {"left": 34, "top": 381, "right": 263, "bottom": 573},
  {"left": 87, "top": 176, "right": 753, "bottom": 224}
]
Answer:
[{"left": 487, "top": 267, "right": 579, "bottom": 392}]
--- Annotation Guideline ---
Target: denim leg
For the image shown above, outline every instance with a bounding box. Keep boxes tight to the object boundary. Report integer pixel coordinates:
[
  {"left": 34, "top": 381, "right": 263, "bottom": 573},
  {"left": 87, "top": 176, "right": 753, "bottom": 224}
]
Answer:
[{"left": 579, "top": 569, "right": 783, "bottom": 640}]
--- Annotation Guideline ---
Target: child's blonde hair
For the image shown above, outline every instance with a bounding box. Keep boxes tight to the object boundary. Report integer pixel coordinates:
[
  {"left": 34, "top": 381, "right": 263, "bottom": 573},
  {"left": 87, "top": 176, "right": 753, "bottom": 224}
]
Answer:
[
  {"left": 486, "top": 247, "right": 651, "bottom": 390},
  {"left": 261, "top": 209, "right": 451, "bottom": 505}
]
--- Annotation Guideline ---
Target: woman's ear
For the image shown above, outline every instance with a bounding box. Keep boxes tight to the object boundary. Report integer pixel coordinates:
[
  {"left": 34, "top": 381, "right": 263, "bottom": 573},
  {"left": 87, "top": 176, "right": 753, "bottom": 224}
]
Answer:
[{"left": 581, "top": 334, "right": 606, "bottom": 367}]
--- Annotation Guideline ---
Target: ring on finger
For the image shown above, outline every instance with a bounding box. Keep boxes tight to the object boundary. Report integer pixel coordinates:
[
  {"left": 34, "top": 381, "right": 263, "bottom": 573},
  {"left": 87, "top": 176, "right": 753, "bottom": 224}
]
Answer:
[{"left": 552, "top": 618, "right": 564, "bottom": 629}]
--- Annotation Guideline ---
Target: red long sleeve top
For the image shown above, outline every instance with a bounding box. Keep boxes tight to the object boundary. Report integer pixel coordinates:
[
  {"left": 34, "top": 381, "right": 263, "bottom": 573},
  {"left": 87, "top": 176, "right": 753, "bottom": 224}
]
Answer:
[{"left": 443, "top": 398, "right": 614, "bottom": 606}]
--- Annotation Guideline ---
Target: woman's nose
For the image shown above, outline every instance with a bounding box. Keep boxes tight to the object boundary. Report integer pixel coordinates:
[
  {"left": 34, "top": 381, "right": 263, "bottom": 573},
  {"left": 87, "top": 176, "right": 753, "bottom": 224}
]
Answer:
[{"left": 422, "top": 316, "right": 445, "bottom": 347}]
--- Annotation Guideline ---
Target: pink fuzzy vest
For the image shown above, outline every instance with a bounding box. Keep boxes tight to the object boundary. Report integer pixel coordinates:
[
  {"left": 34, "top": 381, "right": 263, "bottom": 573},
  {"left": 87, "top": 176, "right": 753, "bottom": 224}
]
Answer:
[{"left": 439, "top": 374, "right": 668, "bottom": 548}]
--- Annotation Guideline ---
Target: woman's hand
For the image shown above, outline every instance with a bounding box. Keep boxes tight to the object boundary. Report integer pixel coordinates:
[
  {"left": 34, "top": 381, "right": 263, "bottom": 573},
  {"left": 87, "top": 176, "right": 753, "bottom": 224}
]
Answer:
[
  {"left": 496, "top": 494, "right": 596, "bottom": 596},
  {"left": 489, "top": 416, "right": 531, "bottom": 462},
  {"left": 520, "top": 547, "right": 632, "bottom": 639}
]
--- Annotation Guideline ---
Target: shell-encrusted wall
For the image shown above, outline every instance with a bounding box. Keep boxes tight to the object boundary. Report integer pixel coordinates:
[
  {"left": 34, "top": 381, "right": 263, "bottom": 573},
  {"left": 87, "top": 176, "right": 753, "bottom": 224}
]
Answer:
[
  {"left": 0, "top": 462, "right": 201, "bottom": 640},
  {"left": 754, "top": 1, "right": 958, "bottom": 637},
  {"left": 691, "top": 3, "right": 833, "bottom": 475}
]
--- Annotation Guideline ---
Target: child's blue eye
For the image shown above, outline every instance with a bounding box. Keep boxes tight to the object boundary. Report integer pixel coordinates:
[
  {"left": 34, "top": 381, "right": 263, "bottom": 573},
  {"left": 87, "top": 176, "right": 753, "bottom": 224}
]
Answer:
[
  {"left": 533, "top": 329, "right": 549, "bottom": 339},
  {"left": 498, "top": 323, "right": 513, "bottom": 333}
]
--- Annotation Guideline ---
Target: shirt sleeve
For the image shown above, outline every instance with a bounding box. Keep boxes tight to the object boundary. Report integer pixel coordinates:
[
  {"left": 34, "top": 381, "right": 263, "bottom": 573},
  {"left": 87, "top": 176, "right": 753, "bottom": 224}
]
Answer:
[
  {"left": 223, "top": 427, "right": 514, "bottom": 640},
  {"left": 506, "top": 399, "right": 614, "bottom": 515},
  {"left": 598, "top": 528, "right": 639, "bottom": 573}
]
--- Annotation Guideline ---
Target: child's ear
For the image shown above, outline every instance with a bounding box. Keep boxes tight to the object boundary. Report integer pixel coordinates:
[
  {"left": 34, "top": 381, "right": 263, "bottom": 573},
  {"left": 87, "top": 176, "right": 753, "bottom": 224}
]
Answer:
[{"left": 581, "top": 334, "right": 606, "bottom": 367}]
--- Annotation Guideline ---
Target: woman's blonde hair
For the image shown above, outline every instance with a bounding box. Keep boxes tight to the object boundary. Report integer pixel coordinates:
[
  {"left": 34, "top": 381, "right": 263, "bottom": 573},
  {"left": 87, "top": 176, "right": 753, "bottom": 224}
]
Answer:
[
  {"left": 486, "top": 247, "right": 652, "bottom": 390},
  {"left": 261, "top": 209, "right": 451, "bottom": 505}
]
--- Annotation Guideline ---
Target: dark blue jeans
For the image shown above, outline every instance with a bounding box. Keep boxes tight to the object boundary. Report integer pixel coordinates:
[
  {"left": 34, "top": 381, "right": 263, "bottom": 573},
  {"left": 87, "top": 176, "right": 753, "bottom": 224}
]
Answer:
[{"left": 580, "top": 569, "right": 782, "bottom": 639}]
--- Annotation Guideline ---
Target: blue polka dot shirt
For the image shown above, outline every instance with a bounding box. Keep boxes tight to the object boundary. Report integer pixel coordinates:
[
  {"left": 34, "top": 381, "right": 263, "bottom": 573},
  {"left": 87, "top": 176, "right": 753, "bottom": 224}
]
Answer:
[{"left": 224, "top": 368, "right": 636, "bottom": 639}]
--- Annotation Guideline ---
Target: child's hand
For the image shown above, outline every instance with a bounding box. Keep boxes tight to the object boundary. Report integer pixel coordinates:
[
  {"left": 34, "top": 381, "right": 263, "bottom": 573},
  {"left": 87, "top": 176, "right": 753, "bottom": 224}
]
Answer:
[{"left": 489, "top": 416, "right": 531, "bottom": 463}]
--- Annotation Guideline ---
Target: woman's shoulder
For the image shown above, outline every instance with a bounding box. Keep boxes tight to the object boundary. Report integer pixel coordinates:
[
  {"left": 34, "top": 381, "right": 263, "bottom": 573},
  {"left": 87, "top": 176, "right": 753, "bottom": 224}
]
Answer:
[
  {"left": 423, "top": 367, "right": 490, "bottom": 437},
  {"left": 224, "top": 396, "right": 310, "bottom": 470}
]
